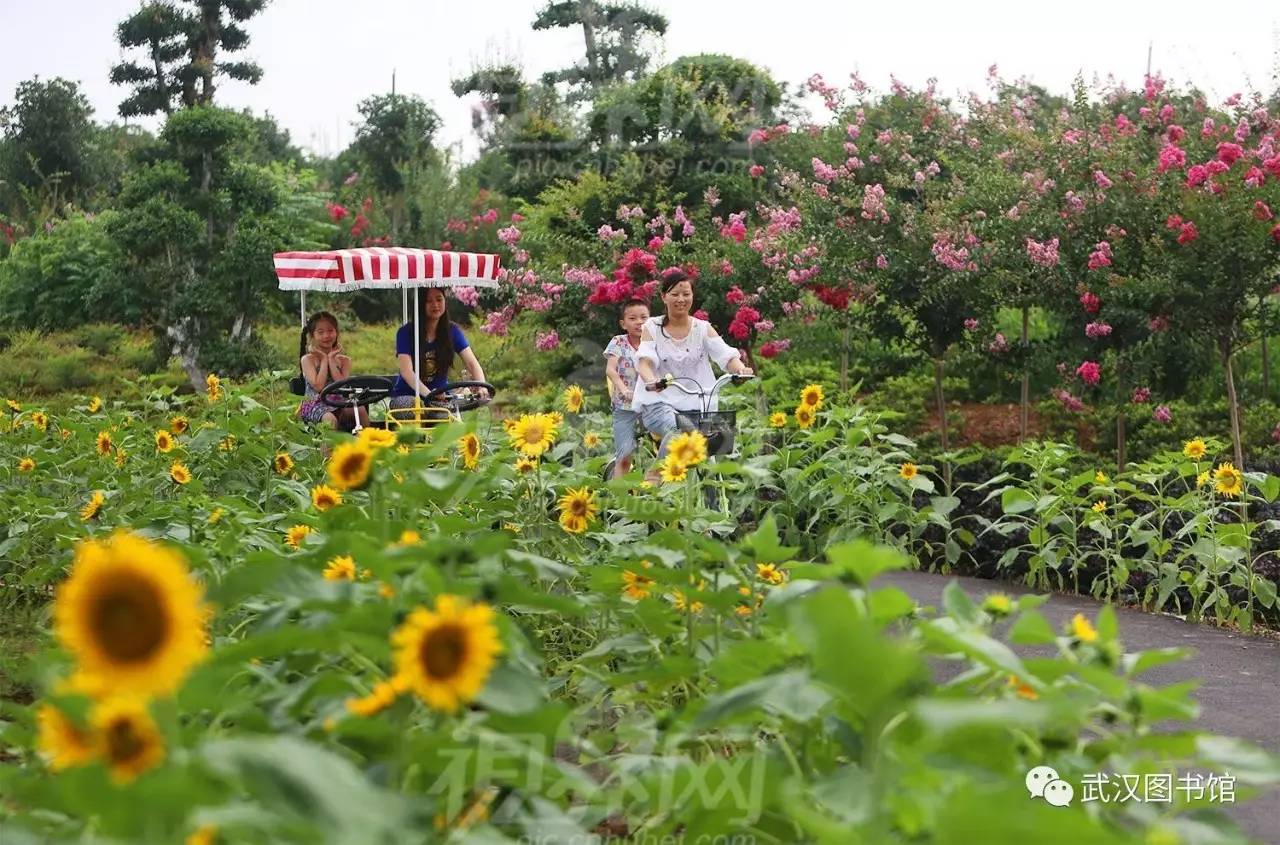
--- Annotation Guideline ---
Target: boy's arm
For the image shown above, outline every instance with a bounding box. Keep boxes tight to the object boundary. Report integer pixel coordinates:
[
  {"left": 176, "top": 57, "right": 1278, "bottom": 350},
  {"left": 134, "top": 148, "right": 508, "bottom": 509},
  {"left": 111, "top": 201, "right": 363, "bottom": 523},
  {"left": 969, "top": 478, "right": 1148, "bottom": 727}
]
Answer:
[{"left": 605, "top": 355, "right": 630, "bottom": 400}]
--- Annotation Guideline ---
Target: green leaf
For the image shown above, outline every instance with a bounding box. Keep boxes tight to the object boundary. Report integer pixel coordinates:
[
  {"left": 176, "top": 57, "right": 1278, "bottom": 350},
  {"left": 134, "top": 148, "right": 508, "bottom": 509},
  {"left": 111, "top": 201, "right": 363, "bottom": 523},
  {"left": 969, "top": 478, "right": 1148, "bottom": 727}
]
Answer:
[
  {"left": 825, "top": 540, "right": 908, "bottom": 586},
  {"left": 1001, "top": 487, "right": 1036, "bottom": 514},
  {"left": 942, "top": 581, "right": 979, "bottom": 626},
  {"left": 1006, "top": 610, "right": 1057, "bottom": 645},
  {"left": 474, "top": 664, "right": 545, "bottom": 715}
]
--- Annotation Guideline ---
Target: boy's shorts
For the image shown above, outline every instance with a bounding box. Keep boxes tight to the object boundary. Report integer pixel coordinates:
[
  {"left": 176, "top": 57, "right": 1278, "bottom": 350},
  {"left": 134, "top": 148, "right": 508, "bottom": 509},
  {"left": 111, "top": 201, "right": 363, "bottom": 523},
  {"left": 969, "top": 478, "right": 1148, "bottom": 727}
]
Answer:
[{"left": 611, "top": 409, "right": 640, "bottom": 462}]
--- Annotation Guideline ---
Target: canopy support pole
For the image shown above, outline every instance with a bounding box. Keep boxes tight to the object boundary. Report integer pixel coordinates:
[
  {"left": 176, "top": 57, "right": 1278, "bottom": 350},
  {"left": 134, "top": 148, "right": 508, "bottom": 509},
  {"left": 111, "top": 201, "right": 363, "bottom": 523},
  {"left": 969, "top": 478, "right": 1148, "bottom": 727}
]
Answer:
[
  {"left": 412, "top": 287, "right": 420, "bottom": 414},
  {"left": 300, "top": 291, "right": 307, "bottom": 327}
]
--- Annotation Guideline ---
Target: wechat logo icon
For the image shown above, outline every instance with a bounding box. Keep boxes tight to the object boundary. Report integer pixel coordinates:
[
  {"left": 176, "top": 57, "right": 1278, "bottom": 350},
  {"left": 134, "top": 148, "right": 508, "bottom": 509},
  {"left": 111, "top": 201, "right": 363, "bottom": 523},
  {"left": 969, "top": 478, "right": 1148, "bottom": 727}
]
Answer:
[{"left": 1026, "top": 766, "right": 1073, "bottom": 807}]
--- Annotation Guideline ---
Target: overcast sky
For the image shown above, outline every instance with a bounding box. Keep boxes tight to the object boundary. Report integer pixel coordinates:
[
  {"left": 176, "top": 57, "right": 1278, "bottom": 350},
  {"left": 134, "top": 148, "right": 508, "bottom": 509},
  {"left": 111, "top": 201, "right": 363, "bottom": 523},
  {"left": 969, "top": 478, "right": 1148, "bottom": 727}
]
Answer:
[{"left": 3, "top": 0, "right": 1279, "bottom": 160}]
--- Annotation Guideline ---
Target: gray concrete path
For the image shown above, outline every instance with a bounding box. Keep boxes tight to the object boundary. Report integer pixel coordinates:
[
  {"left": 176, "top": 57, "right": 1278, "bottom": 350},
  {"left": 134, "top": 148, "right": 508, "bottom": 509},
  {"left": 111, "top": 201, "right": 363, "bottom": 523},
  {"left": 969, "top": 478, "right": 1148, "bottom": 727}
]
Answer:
[{"left": 877, "top": 570, "right": 1280, "bottom": 842}]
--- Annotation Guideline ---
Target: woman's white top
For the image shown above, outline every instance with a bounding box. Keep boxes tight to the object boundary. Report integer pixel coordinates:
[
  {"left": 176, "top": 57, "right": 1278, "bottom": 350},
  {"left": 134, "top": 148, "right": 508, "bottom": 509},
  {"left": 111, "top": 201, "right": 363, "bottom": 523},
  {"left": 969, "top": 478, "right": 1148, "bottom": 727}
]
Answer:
[{"left": 631, "top": 316, "right": 740, "bottom": 413}]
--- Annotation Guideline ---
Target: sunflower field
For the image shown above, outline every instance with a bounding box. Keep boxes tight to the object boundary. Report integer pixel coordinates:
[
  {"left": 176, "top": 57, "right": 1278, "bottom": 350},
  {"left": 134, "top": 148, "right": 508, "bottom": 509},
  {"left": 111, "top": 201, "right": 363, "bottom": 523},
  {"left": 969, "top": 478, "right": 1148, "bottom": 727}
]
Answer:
[{"left": 1, "top": 381, "right": 1279, "bottom": 845}]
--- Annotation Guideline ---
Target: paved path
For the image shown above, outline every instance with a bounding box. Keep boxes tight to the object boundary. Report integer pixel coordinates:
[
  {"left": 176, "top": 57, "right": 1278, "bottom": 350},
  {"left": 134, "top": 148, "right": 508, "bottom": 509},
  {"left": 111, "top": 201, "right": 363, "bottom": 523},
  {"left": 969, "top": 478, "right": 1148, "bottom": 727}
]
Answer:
[{"left": 877, "top": 570, "right": 1280, "bottom": 842}]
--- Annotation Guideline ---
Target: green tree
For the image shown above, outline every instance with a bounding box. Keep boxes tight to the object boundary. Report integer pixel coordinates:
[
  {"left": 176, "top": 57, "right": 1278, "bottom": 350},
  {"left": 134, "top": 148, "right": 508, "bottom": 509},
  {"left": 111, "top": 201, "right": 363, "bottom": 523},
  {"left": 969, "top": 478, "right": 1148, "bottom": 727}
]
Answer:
[
  {"left": 532, "top": 0, "right": 667, "bottom": 102},
  {"left": 0, "top": 77, "right": 99, "bottom": 219},
  {"left": 110, "top": 0, "right": 267, "bottom": 118}
]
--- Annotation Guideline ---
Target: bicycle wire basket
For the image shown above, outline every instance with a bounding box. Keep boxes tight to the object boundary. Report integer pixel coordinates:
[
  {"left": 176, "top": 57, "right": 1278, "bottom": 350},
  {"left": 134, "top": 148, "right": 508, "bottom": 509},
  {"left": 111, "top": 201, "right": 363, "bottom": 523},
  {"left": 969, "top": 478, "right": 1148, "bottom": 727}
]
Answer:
[{"left": 685, "top": 409, "right": 738, "bottom": 456}]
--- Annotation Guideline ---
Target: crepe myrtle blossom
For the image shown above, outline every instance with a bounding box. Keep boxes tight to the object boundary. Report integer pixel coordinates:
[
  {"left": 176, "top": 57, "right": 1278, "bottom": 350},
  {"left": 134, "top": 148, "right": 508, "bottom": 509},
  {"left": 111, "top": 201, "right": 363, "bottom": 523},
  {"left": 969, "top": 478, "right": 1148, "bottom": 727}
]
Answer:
[
  {"left": 1159, "top": 145, "right": 1188, "bottom": 172},
  {"left": 861, "top": 184, "right": 889, "bottom": 223},
  {"left": 1057, "top": 389, "right": 1085, "bottom": 412},
  {"left": 1253, "top": 201, "right": 1273, "bottom": 221},
  {"left": 720, "top": 213, "right": 748, "bottom": 243},
  {"left": 480, "top": 306, "right": 515, "bottom": 337},
  {"left": 1085, "top": 322, "right": 1113, "bottom": 339},
  {"left": 1131, "top": 386, "right": 1151, "bottom": 404},
  {"left": 1148, "top": 315, "right": 1170, "bottom": 333},
  {"left": 749, "top": 164, "right": 765, "bottom": 178},
  {"left": 758, "top": 339, "right": 791, "bottom": 358},
  {"left": 1093, "top": 170, "right": 1113, "bottom": 189},
  {"left": 1026, "top": 237, "right": 1060, "bottom": 268},
  {"left": 1153, "top": 405, "right": 1172, "bottom": 424},
  {"left": 964, "top": 318, "right": 980, "bottom": 331},
  {"left": 988, "top": 333, "right": 1010, "bottom": 354},
  {"left": 597, "top": 224, "right": 626, "bottom": 242},
  {"left": 453, "top": 286, "right": 479, "bottom": 308},
  {"left": 1087, "top": 241, "right": 1113, "bottom": 270},
  {"left": 535, "top": 330, "right": 561, "bottom": 351},
  {"left": 1076, "top": 361, "right": 1101, "bottom": 386},
  {"left": 1246, "top": 167, "right": 1267, "bottom": 188}
]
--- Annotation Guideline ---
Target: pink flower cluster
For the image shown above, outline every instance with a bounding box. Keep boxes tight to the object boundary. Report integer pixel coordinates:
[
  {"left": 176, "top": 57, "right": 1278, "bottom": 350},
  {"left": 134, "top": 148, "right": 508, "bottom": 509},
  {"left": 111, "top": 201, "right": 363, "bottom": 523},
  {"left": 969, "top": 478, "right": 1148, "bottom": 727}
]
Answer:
[
  {"left": 1085, "top": 322, "right": 1112, "bottom": 339},
  {"left": 497, "top": 226, "right": 522, "bottom": 246},
  {"left": 931, "top": 233, "right": 977, "bottom": 272},
  {"left": 480, "top": 306, "right": 515, "bottom": 337},
  {"left": 1079, "top": 291, "right": 1101, "bottom": 314},
  {"left": 749, "top": 164, "right": 765, "bottom": 178},
  {"left": 758, "top": 339, "right": 791, "bottom": 359},
  {"left": 1153, "top": 405, "right": 1172, "bottom": 424},
  {"left": 673, "top": 205, "right": 695, "bottom": 238},
  {"left": 453, "top": 286, "right": 479, "bottom": 308},
  {"left": 535, "top": 330, "right": 560, "bottom": 351},
  {"left": 325, "top": 202, "right": 348, "bottom": 222},
  {"left": 597, "top": 224, "right": 625, "bottom": 242},
  {"left": 1131, "top": 386, "right": 1151, "bottom": 404},
  {"left": 861, "top": 184, "right": 889, "bottom": 223},
  {"left": 1158, "top": 144, "right": 1187, "bottom": 173},
  {"left": 964, "top": 318, "right": 980, "bottom": 331},
  {"left": 728, "top": 306, "right": 761, "bottom": 340},
  {"left": 1076, "top": 360, "right": 1101, "bottom": 385},
  {"left": 988, "top": 333, "right": 1009, "bottom": 354},
  {"left": 1166, "top": 215, "right": 1199, "bottom": 245},
  {"left": 1026, "top": 237, "right": 1060, "bottom": 268},
  {"left": 720, "top": 212, "right": 748, "bottom": 243},
  {"left": 1093, "top": 170, "right": 1113, "bottom": 189},
  {"left": 1056, "top": 390, "right": 1085, "bottom": 412},
  {"left": 812, "top": 157, "right": 839, "bottom": 183},
  {"left": 1087, "top": 241, "right": 1113, "bottom": 271}
]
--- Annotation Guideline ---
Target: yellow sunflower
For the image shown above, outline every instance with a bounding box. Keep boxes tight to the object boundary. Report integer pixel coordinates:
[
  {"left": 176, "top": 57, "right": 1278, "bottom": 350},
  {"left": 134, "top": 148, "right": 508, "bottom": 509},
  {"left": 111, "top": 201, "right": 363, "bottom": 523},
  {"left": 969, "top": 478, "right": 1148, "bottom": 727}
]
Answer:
[
  {"left": 582, "top": 431, "right": 601, "bottom": 449},
  {"left": 557, "top": 486, "right": 599, "bottom": 534},
  {"left": 458, "top": 433, "right": 481, "bottom": 470},
  {"left": 154, "top": 429, "right": 175, "bottom": 453},
  {"left": 345, "top": 677, "right": 405, "bottom": 717},
  {"left": 311, "top": 484, "right": 343, "bottom": 511},
  {"left": 660, "top": 455, "right": 688, "bottom": 483},
  {"left": 769, "top": 412, "right": 787, "bottom": 429},
  {"left": 795, "top": 404, "right": 816, "bottom": 429},
  {"left": 1213, "top": 462, "right": 1245, "bottom": 497},
  {"left": 670, "top": 587, "right": 704, "bottom": 615},
  {"left": 1183, "top": 439, "right": 1207, "bottom": 460},
  {"left": 169, "top": 415, "right": 189, "bottom": 435},
  {"left": 982, "top": 593, "right": 1013, "bottom": 615},
  {"left": 87, "top": 396, "right": 102, "bottom": 414},
  {"left": 92, "top": 696, "right": 165, "bottom": 783},
  {"left": 391, "top": 594, "right": 502, "bottom": 712},
  {"left": 1070, "top": 613, "right": 1098, "bottom": 643},
  {"left": 1007, "top": 675, "right": 1039, "bottom": 701},
  {"left": 899, "top": 462, "right": 918, "bottom": 480},
  {"left": 115, "top": 448, "right": 127, "bottom": 468},
  {"left": 668, "top": 431, "right": 708, "bottom": 467},
  {"left": 273, "top": 452, "right": 294, "bottom": 475},
  {"left": 327, "top": 441, "right": 374, "bottom": 491},
  {"left": 18, "top": 457, "right": 35, "bottom": 472},
  {"left": 80, "top": 490, "right": 106, "bottom": 521},
  {"left": 1092, "top": 500, "right": 1107, "bottom": 513},
  {"left": 1095, "top": 470, "right": 1109, "bottom": 484},
  {"left": 53, "top": 532, "right": 209, "bottom": 698},
  {"left": 36, "top": 704, "right": 96, "bottom": 771},
  {"left": 563, "top": 384, "right": 585, "bottom": 413},
  {"left": 31, "top": 411, "right": 49, "bottom": 432},
  {"left": 186, "top": 825, "right": 219, "bottom": 845},
  {"left": 395, "top": 530, "right": 421, "bottom": 547},
  {"left": 205, "top": 373, "right": 222, "bottom": 402},
  {"left": 323, "top": 555, "right": 357, "bottom": 581},
  {"left": 6, "top": 399, "right": 21, "bottom": 412},
  {"left": 284, "top": 524, "right": 312, "bottom": 549},
  {"left": 514, "top": 456, "right": 538, "bottom": 474},
  {"left": 96, "top": 430, "right": 113, "bottom": 457},
  {"left": 800, "top": 383, "right": 825, "bottom": 409},
  {"left": 218, "top": 435, "right": 236, "bottom": 452},
  {"left": 622, "top": 569, "right": 654, "bottom": 600},
  {"left": 1196, "top": 470, "right": 1210, "bottom": 488},
  {"left": 507, "top": 413, "right": 558, "bottom": 457},
  {"left": 357, "top": 426, "right": 397, "bottom": 449},
  {"left": 208, "top": 508, "right": 225, "bottom": 525},
  {"left": 756, "top": 563, "right": 787, "bottom": 585},
  {"left": 169, "top": 460, "right": 191, "bottom": 485}
]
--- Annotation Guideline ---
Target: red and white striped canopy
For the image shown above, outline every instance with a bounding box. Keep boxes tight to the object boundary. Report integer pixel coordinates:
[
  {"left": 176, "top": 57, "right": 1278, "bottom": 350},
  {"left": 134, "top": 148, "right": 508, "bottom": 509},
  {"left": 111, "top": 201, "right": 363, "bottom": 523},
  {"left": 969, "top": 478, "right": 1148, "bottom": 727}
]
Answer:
[{"left": 274, "top": 247, "right": 501, "bottom": 292}]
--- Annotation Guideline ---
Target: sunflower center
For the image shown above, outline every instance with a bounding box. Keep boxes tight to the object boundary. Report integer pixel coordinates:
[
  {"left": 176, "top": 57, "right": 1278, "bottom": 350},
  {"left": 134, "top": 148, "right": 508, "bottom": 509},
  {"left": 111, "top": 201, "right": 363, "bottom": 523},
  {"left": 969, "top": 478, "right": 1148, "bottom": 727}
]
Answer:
[
  {"left": 339, "top": 453, "right": 368, "bottom": 478},
  {"left": 419, "top": 624, "right": 468, "bottom": 680},
  {"left": 570, "top": 499, "right": 587, "bottom": 517},
  {"left": 524, "top": 424, "right": 544, "bottom": 443},
  {"left": 105, "top": 716, "right": 146, "bottom": 764},
  {"left": 89, "top": 576, "right": 169, "bottom": 664}
]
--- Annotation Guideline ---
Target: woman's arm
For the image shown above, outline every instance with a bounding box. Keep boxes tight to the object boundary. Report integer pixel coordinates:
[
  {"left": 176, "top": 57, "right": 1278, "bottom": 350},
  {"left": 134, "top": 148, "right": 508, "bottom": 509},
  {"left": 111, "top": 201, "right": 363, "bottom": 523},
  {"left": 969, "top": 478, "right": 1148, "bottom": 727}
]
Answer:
[
  {"left": 704, "top": 325, "right": 753, "bottom": 375},
  {"left": 635, "top": 326, "right": 661, "bottom": 388},
  {"left": 458, "top": 347, "right": 489, "bottom": 396},
  {"left": 397, "top": 353, "right": 434, "bottom": 396}
]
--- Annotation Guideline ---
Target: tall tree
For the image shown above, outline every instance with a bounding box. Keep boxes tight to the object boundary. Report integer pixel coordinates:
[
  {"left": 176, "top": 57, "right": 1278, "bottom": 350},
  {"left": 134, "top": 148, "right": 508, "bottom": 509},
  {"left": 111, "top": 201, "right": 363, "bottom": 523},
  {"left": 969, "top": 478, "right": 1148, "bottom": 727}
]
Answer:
[
  {"left": 532, "top": 1, "right": 667, "bottom": 102},
  {"left": 0, "top": 77, "right": 99, "bottom": 219},
  {"left": 110, "top": 0, "right": 267, "bottom": 118}
]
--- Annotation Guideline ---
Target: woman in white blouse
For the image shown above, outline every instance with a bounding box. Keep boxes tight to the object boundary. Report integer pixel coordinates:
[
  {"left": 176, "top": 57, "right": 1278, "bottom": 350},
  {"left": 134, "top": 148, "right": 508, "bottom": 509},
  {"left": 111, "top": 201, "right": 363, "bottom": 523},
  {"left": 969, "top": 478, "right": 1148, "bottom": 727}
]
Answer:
[{"left": 633, "top": 268, "right": 753, "bottom": 481}]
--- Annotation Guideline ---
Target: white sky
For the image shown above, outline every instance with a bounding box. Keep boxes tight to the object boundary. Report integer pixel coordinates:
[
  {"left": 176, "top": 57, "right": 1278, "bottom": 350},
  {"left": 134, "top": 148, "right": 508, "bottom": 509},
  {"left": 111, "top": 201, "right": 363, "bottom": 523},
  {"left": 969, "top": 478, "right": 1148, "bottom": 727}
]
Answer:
[{"left": 2, "top": 0, "right": 1278, "bottom": 160}]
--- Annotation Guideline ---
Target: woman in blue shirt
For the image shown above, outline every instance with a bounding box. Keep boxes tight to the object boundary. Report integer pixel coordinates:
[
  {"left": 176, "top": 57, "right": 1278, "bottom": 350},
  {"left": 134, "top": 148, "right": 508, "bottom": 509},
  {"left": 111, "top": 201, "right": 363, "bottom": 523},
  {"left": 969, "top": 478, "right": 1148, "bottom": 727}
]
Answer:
[{"left": 389, "top": 288, "right": 490, "bottom": 410}]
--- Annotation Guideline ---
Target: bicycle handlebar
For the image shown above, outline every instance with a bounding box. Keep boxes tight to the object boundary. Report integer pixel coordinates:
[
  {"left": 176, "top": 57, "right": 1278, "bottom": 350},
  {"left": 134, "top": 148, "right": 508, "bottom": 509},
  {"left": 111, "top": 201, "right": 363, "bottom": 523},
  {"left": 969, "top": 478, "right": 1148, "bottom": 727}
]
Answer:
[{"left": 644, "top": 372, "right": 755, "bottom": 411}]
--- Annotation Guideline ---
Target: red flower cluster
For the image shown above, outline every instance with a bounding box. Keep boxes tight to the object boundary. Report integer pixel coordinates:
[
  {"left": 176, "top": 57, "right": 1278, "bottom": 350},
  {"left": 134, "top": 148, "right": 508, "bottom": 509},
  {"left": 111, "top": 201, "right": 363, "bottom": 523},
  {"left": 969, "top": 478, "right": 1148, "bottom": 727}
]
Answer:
[
  {"left": 728, "top": 306, "right": 761, "bottom": 340},
  {"left": 614, "top": 248, "right": 657, "bottom": 284}
]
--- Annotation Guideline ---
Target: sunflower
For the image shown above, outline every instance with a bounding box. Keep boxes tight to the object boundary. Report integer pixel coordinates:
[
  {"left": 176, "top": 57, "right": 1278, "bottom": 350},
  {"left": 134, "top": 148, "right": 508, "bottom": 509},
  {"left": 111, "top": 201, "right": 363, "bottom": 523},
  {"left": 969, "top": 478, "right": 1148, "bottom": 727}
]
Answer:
[
  {"left": 1007, "top": 675, "right": 1039, "bottom": 701},
  {"left": 1070, "top": 613, "right": 1098, "bottom": 643},
  {"left": 323, "top": 555, "right": 357, "bottom": 581},
  {"left": 622, "top": 569, "right": 654, "bottom": 600},
  {"left": 273, "top": 452, "right": 294, "bottom": 475},
  {"left": 508, "top": 413, "right": 558, "bottom": 457},
  {"left": 80, "top": 490, "right": 106, "bottom": 521},
  {"left": 345, "top": 677, "right": 404, "bottom": 717},
  {"left": 563, "top": 384, "right": 585, "bottom": 413},
  {"left": 667, "top": 431, "right": 708, "bottom": 467},
  {"left": 670, "top": 588, "right": 704, "bottom": 615},
  {"left": 799, "top": 383, "right": 825, "bottom": 409},
  {"left": 205, "top": 373, "right": 222, "bottom": 402},
  {"left": 5, "top": 399, "right": 20, "bottom": 412},
  {"left": 169, "top": 415, "right": 189, "bottom": 435},
  {"left": 547, "top": 411, "right": 565, "bottom": 427},
  {"left": 115, "top": 448, "right": 127, "bottom": 468},
  {"left": 327, "top": 441, "right": 374, "bottom": 491},
  {"left": 358, "top": 426, "right": 397, "bottom": 449},
  {"left": 582, "top": 431, "right": 601, "bottom": 449},
  {"left": 154, "top": 429, "right": 175, "bottom": 453},
  {"left": 1213, "top": 462, "right": 1245, "bottom": 497},
  {"left": 899, "top": 462, "right": 918, "bottom": 480},
  {"left": 660, "top": 455, "right": 688, "bottom": 483},
  {"left": 54, "top": 532, "right": 209, "bottom": 698},
  {"left": 311, "top": 484, "right": 342, "bottom": 511},
  {"left": 557, "top": 486, "right": 599, "bottom": 534},
  {"left": 18, "top": 457, "right": 35, "bottom": 472},
  {"left": 395, "top": 530, "right": 421, "bottom": 547},
  {"left": 31, "top": 411, "right": 49, "bottom": 432},
  {"left": 391, "top": 594, "right": 502, "bottom": 713},
  {"left": 795, "top": 404, "right": 816, "bottom": 429},
  {"left": 92, "top": 697, "right": 165, "bottom": 783},
  {"left": 378, "top": 582, "right": 396, "bottom": 599},
  {"left": 60, "top": 428, "right": 72, "bottom": 439},
  {"left": 514, "top": 456, "right": 538, "bottom": 474},
  {"left": 1183, "top": 438, "right": 1207, "bottom": 460},
  {"left": 96, "top": 431, "right": 113, "bottom": 457},
  {"left": 87, "top": 396, "right": 102, "bottom": 414},
  {"left": 208, "top": 508, "right": 225, "bottom": 525},
  {"left": 769, "top": 412, "right": 787, "bottom": 429},
  {"left": 218, "top": 435, "right": 237, "bottom": 452},
  {"left": 982, "top": 593, "right": 1013, "bottom": 615},
  {"left": 36, "top": 704, "right": 95, "bottom": 771},
  {"left": 458, "top": 433, "right": 481, "bottom": 470},
  {"left": 186, "top": 825, "right": 219, "bottom": 845},
  {"left": 756, "top": 563, "right": 786, "bottom": 585},
  {"left": 1196, "top": 470, "right": 1210, "bottom": 488},
  {"left": 1095, "top": 470, "right": 1109, "bottom": 484},
  {"left": 285, "top": 524, "right": 312, "bottom": 549},
  {"left": 169, "top": 460, "right": 191, "bottom": 485}
]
